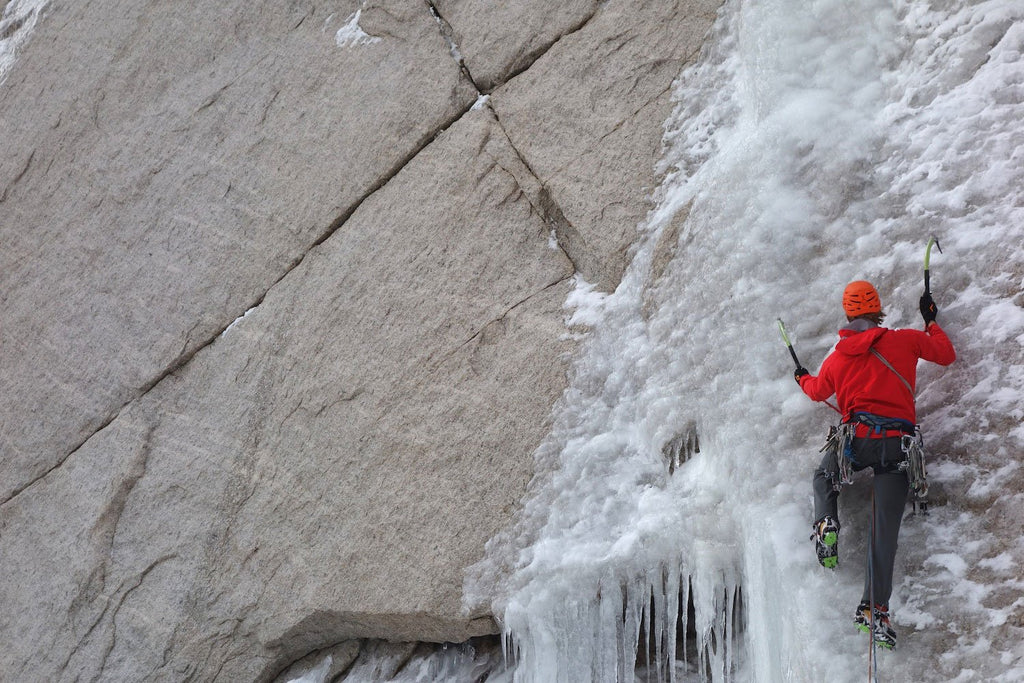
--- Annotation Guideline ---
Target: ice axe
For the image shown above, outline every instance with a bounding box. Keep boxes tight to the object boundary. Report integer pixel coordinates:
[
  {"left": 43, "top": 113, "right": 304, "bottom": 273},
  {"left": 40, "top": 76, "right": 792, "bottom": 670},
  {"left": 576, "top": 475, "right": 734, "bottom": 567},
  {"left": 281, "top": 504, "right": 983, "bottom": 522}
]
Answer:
[
  {"left": 924, "top": 236, "right": 942, "bottom": 295},
  {"left": 777, "top": 318, "right": 803, "bottom": 369},
  {"left": 777, "top": 318, "right": 842, "bottom": 414}
]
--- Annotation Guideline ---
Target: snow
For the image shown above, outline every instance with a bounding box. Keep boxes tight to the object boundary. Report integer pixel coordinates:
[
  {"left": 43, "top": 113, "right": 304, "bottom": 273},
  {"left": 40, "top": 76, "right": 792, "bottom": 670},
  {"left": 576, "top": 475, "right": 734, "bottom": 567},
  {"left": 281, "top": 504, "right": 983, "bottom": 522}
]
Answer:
[
  {"left": 463, "top": 0, "right": 1024, "bottom": 680},
  {"left": 287, "top": 655, "right": 332, "bottom": 683},
  {"left": 330, "top": 9, "right": 382, "bottom": 49},
  {"left": 0, "top": 0, "right": 48, "bottom": 85},
  {"left": 564, "top": 276, "right": 610, "bottom": 329},
  {"left": 219, "top": 305, "right": 257, "bottom": 338}
]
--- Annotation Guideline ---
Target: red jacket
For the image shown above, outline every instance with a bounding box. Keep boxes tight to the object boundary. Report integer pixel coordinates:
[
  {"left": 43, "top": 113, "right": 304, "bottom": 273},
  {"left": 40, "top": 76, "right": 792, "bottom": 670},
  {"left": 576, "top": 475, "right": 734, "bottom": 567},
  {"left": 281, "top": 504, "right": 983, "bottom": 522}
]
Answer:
[{"left": 799, "top": 322, "right": 955, "bottom": 433}]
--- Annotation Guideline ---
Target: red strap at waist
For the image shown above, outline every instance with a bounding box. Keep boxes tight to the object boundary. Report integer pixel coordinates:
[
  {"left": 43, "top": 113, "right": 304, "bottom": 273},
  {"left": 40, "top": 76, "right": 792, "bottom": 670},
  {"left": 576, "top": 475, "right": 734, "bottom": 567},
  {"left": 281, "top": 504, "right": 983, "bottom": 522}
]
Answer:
[{"left": 853, "top": 424, "right": 910, "bottom": 439}]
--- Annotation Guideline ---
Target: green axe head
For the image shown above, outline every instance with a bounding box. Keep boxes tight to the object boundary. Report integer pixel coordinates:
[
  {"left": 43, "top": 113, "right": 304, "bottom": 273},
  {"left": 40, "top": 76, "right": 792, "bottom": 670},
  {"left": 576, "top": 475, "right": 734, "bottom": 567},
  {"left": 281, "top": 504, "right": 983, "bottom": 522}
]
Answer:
[
  {"left": 925, "top": 236, "right": 942, "bottom": 293},
  {"left": 925, "top": 236, "right": 943, "bottom": 271},
  {"left": 777, "top": 318, "right": 792, "bottom": 346}
]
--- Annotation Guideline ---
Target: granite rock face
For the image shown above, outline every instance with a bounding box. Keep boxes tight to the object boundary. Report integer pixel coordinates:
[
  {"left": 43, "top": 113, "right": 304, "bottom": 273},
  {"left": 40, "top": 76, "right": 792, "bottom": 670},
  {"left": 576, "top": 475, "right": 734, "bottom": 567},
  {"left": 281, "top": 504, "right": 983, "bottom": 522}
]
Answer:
[
  {"left": 489, "top": 0, "right": 722, "bottom": 292},
  {"left": 0, "top": 0, "right": 718, "bottom": 680},
  {"left": 431, "top": 0, "right": 600, "bottom": 93},
  {"left": 0, "top": 0, "right": 479, "bottom": 503}
]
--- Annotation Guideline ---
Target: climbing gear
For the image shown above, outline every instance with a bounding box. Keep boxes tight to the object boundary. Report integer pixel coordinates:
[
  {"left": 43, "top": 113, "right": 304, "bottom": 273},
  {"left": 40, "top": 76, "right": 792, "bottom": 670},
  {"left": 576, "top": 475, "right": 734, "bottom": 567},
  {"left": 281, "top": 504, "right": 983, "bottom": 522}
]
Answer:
[
  {"left": 924, "top": 236, "right": 942, "bottom": 296},
  {"left": 855, "top": 602, "right": 897, "bottom": 650},
  {"left": 819, "top": 411, "right": 930, "bottom": 509},
  {"left": 811, "top": 516, "right": 840, "bottom": 569},
  {"left": 820, "top": 423, "right": 856, "bottom": 490},
  {"left": 861, "top": 345, "right": 931, "bottom": 513},
  {"left": 842, "top": 281, "right": 882, "bottom": 317},
  {"left": 899, "top": 428, "right": 929, "bottom": 515},
  {"left": 777, "top": 318, "right": 800, "bottom": 365},
  {"left": 848, "top": 412, "right": 916, "bottom": 437},
  {"left": 818, "top": 414, "right": 930, "bottom": 514},
  {"left": 923, "top": 237, "right": 943, "bottom": 328},
  {"left": 868, "top": 488, "right": 880, "bottom": 676},
  {"left": 777, "top": 319, "right": 841, "bottom": 413}
]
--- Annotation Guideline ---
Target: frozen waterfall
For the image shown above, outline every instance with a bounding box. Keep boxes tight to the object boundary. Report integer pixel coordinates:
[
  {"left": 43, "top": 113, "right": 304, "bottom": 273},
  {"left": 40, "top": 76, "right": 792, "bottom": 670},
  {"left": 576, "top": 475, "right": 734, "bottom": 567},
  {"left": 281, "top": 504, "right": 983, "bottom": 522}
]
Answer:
[
  {"left": 288, "top": 0, "right": 1024, "bottom": 679},
  {"left": 464, "top": 0, "right": 1024, "bottom": 680}
]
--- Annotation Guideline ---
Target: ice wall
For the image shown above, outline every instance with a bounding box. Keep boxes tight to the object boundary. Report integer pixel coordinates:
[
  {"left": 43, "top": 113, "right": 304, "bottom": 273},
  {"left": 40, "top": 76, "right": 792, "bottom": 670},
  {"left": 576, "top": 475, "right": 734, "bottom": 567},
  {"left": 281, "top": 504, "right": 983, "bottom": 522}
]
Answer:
[
  {"left": 0, "top": 0, "right": 48, "bottom": 84},
  {"left": 466, "top": 0, "right": 1024, "bottom": 680}
]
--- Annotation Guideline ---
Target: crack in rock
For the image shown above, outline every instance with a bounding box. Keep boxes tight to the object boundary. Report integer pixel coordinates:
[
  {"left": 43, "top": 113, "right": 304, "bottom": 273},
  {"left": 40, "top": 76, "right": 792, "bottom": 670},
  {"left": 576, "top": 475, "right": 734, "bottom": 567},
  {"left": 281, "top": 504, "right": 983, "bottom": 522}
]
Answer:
[
  {"left": 433, "top": 275, "right": 573, "bottom": 369},
  {"left": 53, "top": 423, "right": 159, "bottom": 676},
  {"left": 1, "top": 0, "right": 601, "bottom": 513},
  {"left": 486, "top": 103, "right": 584, "bottom": 275},
  {"left": 0, "top": 104, "right": 484, "bottom": 513},
  {"left": 424, "top": 0, "right": 480, "bottom": 92},
  {"left": 0, "top": 148, "right": 34, "bottom": 203},
  {"left": 95, "top": 554, "right": 178, "bottom": 676},
  {"left": 440, "top": 1, "right": 603, "bottom": 94}
]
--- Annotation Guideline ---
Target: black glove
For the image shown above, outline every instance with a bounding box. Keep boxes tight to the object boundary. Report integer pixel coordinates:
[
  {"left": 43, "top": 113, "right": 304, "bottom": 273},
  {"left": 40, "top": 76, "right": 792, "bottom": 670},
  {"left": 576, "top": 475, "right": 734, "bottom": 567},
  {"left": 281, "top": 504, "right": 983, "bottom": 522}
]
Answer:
[
  {"left": 920, "top": 293, "right": 938, "bottom": 324},
  {"left": 794, "top": 366, "right": 809, "bottom": 384}
]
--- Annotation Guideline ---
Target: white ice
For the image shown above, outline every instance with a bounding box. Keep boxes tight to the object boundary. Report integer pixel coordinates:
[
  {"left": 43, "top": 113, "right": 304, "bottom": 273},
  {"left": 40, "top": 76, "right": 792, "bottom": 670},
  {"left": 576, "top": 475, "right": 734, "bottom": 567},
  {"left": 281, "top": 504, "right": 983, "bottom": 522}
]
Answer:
[
  {"left": 466, "top": 0, "right": 1024, "bottom": 681},
  {"left": 0, "top": 0, "right": 49, "bottom": 85},
  {"left": 219, "top": 305, "right": 258, "bottom": 339},
  {"left": 287, "top": 655, "right": 332, "bottom": 683},
  {"left": 333, "top": 9, "right": 382, "bottom": 49}
]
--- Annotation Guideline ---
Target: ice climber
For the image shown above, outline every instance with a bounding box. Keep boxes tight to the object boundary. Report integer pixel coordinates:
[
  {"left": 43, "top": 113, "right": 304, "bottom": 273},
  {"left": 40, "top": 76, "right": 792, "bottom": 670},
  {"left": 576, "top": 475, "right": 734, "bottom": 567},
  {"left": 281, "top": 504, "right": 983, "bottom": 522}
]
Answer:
[{"left": 793, "top": 280, "right": 955, "bottom": 648}]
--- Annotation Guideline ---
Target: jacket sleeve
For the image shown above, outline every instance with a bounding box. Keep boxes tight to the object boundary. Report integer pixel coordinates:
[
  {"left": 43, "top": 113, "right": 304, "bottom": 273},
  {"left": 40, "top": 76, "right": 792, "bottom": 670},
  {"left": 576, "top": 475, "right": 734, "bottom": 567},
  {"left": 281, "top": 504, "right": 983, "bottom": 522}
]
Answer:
[
  {"left": 917, "top": 322, "right": 956, "bottom": 366},
  {"left": 798, "top": 359, "right": 836, "bottom": 401}
]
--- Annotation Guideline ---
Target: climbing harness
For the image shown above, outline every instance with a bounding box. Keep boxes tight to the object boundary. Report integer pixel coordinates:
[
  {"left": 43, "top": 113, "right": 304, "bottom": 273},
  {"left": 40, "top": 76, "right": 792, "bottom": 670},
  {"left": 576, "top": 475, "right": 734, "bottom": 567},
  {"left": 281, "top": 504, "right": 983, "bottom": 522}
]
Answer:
[{"left": 819, "top": 412, "right": 929, "bottom": 515}]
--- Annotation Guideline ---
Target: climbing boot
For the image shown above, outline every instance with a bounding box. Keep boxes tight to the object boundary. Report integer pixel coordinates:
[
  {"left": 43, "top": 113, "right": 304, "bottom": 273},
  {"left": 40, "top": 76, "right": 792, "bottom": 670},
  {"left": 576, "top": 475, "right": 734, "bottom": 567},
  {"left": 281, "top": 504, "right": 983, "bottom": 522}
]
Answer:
[
  {"left": 854, "top": 602, "right": 897, "bottom": 649},
  {"left": 811, "top": 516, "right": 839, "bottom": 569}
]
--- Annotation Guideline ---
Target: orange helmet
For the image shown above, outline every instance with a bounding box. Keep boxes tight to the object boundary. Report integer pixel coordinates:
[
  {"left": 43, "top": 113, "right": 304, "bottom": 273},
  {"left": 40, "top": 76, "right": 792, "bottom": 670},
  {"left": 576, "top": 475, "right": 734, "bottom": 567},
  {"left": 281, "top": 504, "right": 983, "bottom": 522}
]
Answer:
[{"left": 843, "top": 281, "right": 882, "bottom": 317}]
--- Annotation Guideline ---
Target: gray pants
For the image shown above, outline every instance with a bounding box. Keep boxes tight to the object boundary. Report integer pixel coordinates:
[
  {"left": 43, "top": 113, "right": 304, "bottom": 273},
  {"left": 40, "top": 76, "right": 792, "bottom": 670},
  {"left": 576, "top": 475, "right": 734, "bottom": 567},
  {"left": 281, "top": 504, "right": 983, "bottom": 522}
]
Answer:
[{"left": 813, "top": 437, "right": 909, "bottom": 607}]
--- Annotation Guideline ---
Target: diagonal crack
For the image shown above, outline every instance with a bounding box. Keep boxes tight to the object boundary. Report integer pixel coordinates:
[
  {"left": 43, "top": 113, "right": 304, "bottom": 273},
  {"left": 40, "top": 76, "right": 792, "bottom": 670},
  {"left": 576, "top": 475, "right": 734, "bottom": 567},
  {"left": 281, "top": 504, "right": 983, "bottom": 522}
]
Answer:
[
  {"left": 0, "top": 148, "right": 35, "bottom": 203},
  {"left": 485, "top": 4, "right": 601, "bottom": 94},
  {"left": 0, "top": 94, "right": 476, "bottom": 511},
  {"left": 435, "top": 274, "right": 574, "bottom": 368},
  {"left": 424, "top": 0, "right": 481, "bottom": 92},
  {"left": 486, "top": 102, "right": 583, "bottom": 275},
  {"left": 437, "top": 1, "right": 603, "bottom": 94}
]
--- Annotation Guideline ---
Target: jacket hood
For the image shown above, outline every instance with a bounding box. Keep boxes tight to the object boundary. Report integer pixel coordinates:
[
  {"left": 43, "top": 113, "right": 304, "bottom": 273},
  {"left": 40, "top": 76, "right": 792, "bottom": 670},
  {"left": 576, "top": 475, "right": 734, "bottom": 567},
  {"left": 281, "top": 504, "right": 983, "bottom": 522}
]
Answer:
[{"left": 835, "top": 324, "right": 887, "bottom": 356}]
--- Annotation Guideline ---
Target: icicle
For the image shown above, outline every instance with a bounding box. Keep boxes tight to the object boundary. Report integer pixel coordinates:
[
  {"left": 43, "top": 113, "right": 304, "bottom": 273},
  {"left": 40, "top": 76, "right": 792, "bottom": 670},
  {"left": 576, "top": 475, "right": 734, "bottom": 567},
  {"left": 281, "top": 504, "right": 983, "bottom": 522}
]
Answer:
[
  {"left": 680, "top": 576, "right": 691, "bottom": 670},
  {"left": 641, "top": 575, "right": 652, "bottom": 682},
  {"left": 622, "top": 575, "right": 644, "bottom": 683},
  {"left": 665, "top": 566, "right": 682, "bottom": 683},
  {"left": 651, "top": 569, "right": 666, "bottom": 683}
]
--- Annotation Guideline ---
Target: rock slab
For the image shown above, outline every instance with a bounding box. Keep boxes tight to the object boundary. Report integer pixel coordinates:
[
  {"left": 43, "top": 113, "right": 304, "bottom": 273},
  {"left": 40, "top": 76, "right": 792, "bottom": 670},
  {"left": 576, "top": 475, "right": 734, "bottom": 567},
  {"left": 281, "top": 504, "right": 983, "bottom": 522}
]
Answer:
[{"left": 0, "top": 0, "right": 720, "bottom": 680}]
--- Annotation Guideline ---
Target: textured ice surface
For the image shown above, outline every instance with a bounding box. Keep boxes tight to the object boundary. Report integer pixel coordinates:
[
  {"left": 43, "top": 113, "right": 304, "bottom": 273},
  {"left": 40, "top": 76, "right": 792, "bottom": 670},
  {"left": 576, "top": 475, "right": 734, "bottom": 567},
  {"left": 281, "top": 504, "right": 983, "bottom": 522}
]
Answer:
[{"left": 466, "top": 0, "right": 1024, "bottom": 680}]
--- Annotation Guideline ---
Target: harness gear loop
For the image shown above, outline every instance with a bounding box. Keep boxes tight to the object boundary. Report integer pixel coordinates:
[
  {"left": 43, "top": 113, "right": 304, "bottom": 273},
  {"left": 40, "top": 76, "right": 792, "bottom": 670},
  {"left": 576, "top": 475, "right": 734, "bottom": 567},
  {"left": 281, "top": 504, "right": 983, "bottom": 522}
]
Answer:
[
  {"left": 820, "top": 423, "right": 857, "bottom": 491},
  {"left": 898, "top": 427, "right": 929, "bottom": 515}
]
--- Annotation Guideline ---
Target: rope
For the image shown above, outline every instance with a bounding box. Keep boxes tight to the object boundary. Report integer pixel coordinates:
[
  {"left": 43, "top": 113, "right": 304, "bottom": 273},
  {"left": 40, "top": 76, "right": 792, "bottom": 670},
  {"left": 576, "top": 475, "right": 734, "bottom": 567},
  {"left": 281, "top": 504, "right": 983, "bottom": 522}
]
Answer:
[
  {"left": 868, "top": 484, "right": 878, "bottom": 683},
  {"left": 823, "top": 398, "right": 843, "bottom": 415}
]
